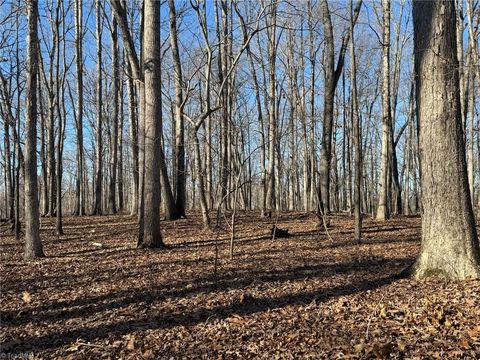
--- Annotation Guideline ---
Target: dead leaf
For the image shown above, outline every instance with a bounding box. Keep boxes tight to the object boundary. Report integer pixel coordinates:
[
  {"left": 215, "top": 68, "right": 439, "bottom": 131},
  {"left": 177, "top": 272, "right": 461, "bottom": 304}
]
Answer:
[
  {"left": 21, "top": 291, "right": 31, "bottom": 304},
  {"left": 126, "top": 335, "right": 136, "bottom": 351}
]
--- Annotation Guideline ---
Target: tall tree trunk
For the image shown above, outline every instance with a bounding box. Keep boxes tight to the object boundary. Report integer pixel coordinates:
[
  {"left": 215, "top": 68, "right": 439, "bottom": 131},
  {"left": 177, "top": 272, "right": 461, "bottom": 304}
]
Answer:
[
  {"left": 93, "top": 0, "right": 103, "bottom": 215},
  {"left": 24, "top": 0, "right": 44, "bottom": 259},
  {"left": 126, "top": 58, "right": 138, "bottom": 215},
  {"left": 265, "top": 1, "right": 277, "bottom": 214},
  {"left": 350, "top": 0, "right": 362, "bottom": 241},
  {"left": 139, "top": 0, "right": 164, "bottom": 248},
  {"left": 467, "top": 52, "right": 475, "bottom": 209},
  {"left": 3, "top": 89, "right": 13, "bottom": 220},
  {"left": 118, "top": 60, "right": 124, "bottom": 212},
  {"left": 193, "top": 128, "right": 210, "bottom": 228},
  {"left": 73, "top": 0, "right": 84, "bottom": 216},
  {"left": 108, "top": 18, "right": 119, "bottom": 214},
  {"left": 168, "top": 0, "right": 186, "bottom": 217},
  {"left": 319, "top": 0, "right": 362, "bottom": 214},
  {"left": 247, "top": 47, "right": 266, "bottom": 216},
  {"left": 410, "top": 0, "right": 480, "bottom": 280},
  {"left": 376, "top": 0, "right": 392, "bottom": 221}
]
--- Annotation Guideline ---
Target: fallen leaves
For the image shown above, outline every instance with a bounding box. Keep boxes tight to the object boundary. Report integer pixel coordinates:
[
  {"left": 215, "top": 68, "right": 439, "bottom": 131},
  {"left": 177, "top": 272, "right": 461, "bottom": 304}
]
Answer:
[{"left": 1, "top": 213, "right": 479, "bottom": 359}]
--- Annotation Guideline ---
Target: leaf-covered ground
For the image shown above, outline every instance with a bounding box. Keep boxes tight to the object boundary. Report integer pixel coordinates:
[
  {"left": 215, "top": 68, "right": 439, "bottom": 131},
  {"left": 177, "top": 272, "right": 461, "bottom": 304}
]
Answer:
[{"left": 1, "top": 212, "right": 479, "bottom": 359}]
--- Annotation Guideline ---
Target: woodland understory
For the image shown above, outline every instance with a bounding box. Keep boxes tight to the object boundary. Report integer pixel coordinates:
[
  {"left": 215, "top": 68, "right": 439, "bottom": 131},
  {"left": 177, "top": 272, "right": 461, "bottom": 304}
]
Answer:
[
  {"left": 2, "top": 0, "right": 480, "bottom": 358},
  {"left": 1, "top": 212, "right": 480, "bottom": 359}
]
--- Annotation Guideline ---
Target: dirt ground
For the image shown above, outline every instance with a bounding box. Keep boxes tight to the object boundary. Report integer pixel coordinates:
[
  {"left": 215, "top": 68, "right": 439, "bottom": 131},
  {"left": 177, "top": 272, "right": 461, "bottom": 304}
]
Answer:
[{"left": 1, "top": 212, "right": 479, "bottom": 359}]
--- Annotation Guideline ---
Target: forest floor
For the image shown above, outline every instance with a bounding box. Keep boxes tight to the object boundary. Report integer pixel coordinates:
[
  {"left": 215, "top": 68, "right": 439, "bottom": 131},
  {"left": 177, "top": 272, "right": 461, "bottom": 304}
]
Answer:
[{"left": 1, "top": 212, "right": 480, "bottom": 359}]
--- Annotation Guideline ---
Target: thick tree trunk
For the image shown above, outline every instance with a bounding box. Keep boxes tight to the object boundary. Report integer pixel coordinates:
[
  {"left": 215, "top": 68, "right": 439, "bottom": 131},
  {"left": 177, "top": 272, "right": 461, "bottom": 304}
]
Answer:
[
  {"left": 24, "top": 0, "right": 44, "bottom": 259},
  {"left": 410, "top": 0, "right": 480, "bottom": 280},
  {"left": 139, "top": 0, "right": 164, "bottom": 248}
]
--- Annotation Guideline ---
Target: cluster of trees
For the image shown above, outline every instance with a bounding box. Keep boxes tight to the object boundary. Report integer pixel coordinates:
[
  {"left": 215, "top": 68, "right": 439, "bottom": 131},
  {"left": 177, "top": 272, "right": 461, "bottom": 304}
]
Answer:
[{"left": 0, "top": 0, "right": 479, "bottom": 279}]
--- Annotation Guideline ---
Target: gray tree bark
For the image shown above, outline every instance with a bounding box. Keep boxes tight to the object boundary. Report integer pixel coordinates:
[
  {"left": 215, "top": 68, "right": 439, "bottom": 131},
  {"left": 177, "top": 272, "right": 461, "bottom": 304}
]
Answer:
[
  {"left": 139, "top": 0, "right": 164, "bottom": 248},
  {"left": 93, "top": 0, "right": 103, "bottom": 215},
  {"left": 73, "top": 0, "right": 85, "bottom": 216},
  {"left": 410, "top": 0, "right": 480, "bottom": 280},
  {"left": 319, "top": 0, "right": 362, "bottom": 214},
  {"left": 376, "top": 0, "right": 392, "bottom": 221},
  {"left": 24, "top": 0, "right": 44, "bottom": 259},
  {"left": 168, "top": 0, "right": 186, "bottom": 217},
  {"left": 108, "top": 18, "right": 119, "bottom": 214},
  {"left": 350, "top": 0, "right": 362, "bottom": 241}
]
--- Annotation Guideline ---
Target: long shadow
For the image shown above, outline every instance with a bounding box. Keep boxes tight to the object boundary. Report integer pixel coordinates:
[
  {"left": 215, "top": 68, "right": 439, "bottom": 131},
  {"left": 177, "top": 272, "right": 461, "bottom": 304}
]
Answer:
[
  {"left": 0, "top": 255, "right": 213, "bottom": 293},
  {"left": 171, "top": 234, "right": 273, "bottom": 249},
  {"left": 2, "top": 270, "right": 404, "bottom": 355},
  {"left": 1, "top": 256, "right": 413, "bottom": 329}
]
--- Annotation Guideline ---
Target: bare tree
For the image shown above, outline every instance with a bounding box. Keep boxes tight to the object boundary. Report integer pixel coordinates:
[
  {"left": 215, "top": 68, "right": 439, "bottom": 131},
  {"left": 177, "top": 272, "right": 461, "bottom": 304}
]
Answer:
[
  {"left": 319, "top": 0, "right": 362, "bottom": 214},
  {"left": 265, "top": 0, "right": 278, "bottom": 215},
  {"left": 108, "top": 17, "right": 119, "bottom": 214},
  {"left": 24, "top": 0, "right": 44, "bottom": 259},
  {"left": 92, "top": 0, "right": 103, "bottom": 215},
  {"left": 376, "top": 0, "right": 392, "bottom": 221},
  {"left": 350, "top": 0, "right": 362, "bottom": 241},
  {"left": 139, "top": 0, "right": 164, "bottom": 248},
  {"left": 73, "top": 0, "right": 85, "bottom": 216},
  {"left": 168, "top": 0, "right": 186, "bottom": 218}
]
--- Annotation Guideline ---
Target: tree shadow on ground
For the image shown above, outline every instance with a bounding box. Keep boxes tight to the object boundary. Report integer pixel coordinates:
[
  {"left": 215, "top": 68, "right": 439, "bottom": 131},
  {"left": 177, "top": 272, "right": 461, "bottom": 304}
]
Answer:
[{"left": 1, "top": 255, "right": 413, "bottom": 354}]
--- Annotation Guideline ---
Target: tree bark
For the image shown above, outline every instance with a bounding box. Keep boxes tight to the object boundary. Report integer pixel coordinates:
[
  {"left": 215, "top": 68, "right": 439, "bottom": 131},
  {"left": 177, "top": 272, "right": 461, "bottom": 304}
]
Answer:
[
  {"left": 319, "top": 0, "right": 362, "bottom": 214},
  {"left": 350, "top": 0, "right": 362, "bottom": 241},
  {"left": 24, "top": 0, "right": 44, "bottom": 259},
  {"left": 73, "top": 0, "right": 85, "bottom": 216},
  {"left": 93, "top": 0, "right": 103, "bottom": 215},
  {"left": 265, "top": 1, "right": 277, "bottom": 214},
  {"left": 376, "top": 0, "right": 392, "bottom": 221},
  {"left": 118, "top": 59, "right": 124, "bottom": 212},
  {"left": 168, "top": 0, "right": 186, "bottom": 217},
  {"left": 410, "top": 0, "right": 480, "bottom": 280},
  {"left": 108, "top": 18, "right": 119, "bottom": 214},
  {"left": 139, "top": 0, "right": 164, "bottom": 248},
  {"left": 126, "top": 57, "right": 139, "bottom": 215}
]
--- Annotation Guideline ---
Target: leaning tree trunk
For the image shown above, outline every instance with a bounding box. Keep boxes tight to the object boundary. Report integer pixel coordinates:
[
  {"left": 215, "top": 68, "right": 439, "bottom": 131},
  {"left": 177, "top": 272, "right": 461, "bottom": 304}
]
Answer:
[
  {"left": 24, "top": 0, "right": 44, "bottom": 259},
  {"left": 410, "top": 0, "right": 480, "bottom": 280},
  {"left": 138, "top": 0, "right": 164, "bottom": 248}
]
